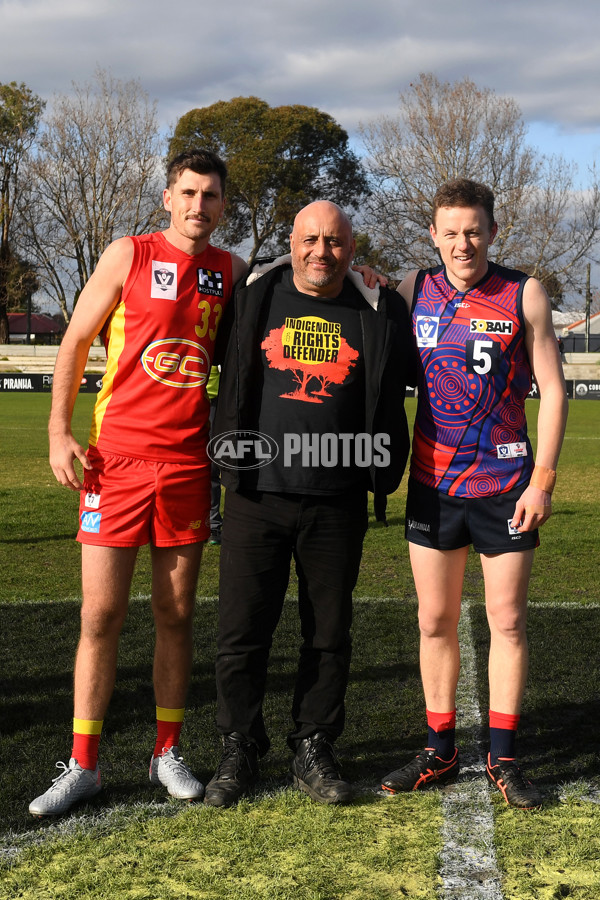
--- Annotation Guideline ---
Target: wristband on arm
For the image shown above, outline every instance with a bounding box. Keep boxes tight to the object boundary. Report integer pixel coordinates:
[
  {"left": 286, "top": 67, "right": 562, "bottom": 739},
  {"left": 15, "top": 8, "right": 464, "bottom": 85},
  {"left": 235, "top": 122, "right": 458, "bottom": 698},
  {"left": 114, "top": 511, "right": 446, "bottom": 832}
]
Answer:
[{"left": 529, "top": 465, "right": 556, "bottom": 494}]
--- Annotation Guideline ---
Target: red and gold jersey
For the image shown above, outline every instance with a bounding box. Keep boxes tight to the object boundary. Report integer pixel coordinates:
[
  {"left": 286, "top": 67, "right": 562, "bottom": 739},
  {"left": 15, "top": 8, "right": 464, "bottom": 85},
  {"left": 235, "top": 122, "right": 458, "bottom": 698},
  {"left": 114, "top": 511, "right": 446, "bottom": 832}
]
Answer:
[
  {"left": 89, "top": 232, "right": 232, "bottom": 462},
  {"left": 411, "top": 262, "right": 533, "bottom": 497}
]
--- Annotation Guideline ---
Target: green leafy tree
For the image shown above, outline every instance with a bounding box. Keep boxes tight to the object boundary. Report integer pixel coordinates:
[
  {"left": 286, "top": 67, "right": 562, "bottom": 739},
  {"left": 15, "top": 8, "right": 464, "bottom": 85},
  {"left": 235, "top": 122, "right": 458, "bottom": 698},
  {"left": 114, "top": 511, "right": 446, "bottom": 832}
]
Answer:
[
  {"left": 353, "top": 233, "right": 400, "bottom": 289},
  {"left": 0, "top": 82, "right": 44, "bottom": 342},
  {"left": 169, "top": 96, "right": 369, "bottom": 266}
]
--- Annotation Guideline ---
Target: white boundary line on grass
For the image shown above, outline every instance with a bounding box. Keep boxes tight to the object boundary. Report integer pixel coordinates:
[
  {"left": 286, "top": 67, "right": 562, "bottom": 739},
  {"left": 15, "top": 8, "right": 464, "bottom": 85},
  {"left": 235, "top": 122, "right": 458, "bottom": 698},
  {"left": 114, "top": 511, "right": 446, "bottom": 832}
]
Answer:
[
  {"left": 9, "top": 596, "right": 600, "bottom": 608},
  {"left": 435, "top": 597, "right": 600, "bottom": 898},
  {"left": 436, "top": 600, "right": 504, "bottom": 900},
  {"left": 3, "top": 597, "right": 600, "bottom": 880},
  {"left": 0, "top": 800, "right": 185, "bottom": 864}
]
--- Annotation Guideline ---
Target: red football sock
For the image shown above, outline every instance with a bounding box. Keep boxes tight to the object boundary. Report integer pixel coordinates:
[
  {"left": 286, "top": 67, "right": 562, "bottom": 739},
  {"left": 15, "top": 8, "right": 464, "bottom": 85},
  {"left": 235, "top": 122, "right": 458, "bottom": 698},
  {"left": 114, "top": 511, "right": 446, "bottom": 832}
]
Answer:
[
  {"left": 72, "top": 718, "right": 103, "bottom": 770},
  {"left": 489, "top": 709, "right": 520, "bottom": 763},
  {"left": 154, "top": 707, "right": 185, "bottom": 758}
]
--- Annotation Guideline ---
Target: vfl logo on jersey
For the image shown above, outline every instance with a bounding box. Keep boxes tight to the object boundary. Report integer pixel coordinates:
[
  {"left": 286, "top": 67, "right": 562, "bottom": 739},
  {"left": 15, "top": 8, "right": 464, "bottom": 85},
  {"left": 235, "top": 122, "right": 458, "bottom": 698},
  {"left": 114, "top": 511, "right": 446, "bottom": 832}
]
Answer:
[
  {"left": 151, "top": 261, "right": 178, "bottom": 301},
  {"left": 141, "top": 338, "right": 210, "bottom": 388},
  {"left": 197, "top": 268, "right": 224, "bottom": 297},
  {"left": 496, "top": 441, "right": 527, "bottom": 459},
  {"left": 416, "top": 316, "right": 440, "bottom": 347},
  {"left": 84, "top": 492, "right": 101, "bottom": 509},
  {"left": 470, "top": 319, "right": 513, "bottom": 334},
  {"left": 81, "top": 511, "right": 102, "bottom": 533},
  {"left": 496, "top": 442, "right": 528, "bottom": 459}
]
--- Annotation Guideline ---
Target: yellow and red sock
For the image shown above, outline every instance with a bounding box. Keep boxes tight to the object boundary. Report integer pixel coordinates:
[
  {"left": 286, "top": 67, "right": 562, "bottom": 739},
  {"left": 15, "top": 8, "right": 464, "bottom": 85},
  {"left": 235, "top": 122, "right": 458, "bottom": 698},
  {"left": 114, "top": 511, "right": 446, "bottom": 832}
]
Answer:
[
  {"left": 154, "top": 707, "right": 185, "bottom": 758},
  {"left": 426, "top": 708, "right": 456, "bottom": 760},
  {"left": 489, "top": 709, "right": 520, "bottom": 764},
  {"left": 72, "top": 718, "right": 103, "bottom": 770}
]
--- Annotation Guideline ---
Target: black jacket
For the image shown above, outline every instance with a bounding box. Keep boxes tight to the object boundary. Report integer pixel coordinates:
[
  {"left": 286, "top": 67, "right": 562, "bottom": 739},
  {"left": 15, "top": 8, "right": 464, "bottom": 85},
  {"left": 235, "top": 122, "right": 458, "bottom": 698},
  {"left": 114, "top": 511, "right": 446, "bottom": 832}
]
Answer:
[{"left": 213, "top": 262, "right": 412, "bottom": 520}]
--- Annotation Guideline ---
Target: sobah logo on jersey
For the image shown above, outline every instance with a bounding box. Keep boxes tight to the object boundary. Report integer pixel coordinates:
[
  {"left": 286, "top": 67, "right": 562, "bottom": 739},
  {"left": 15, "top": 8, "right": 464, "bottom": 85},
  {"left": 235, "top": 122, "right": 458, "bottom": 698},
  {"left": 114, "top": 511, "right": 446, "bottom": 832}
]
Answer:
[
  {"left": 141, "top": 338, "right": 211, "bottom": 388},
  {"left": 470, "top": 319, "right": 513, "bottom": 334},
  {"left": 151, "top": 261, "right": 178, "bottom": 301},
  {"left": 281, "top": 316, "right": 341, "bottom": 364},
  {"left": 197, "top": 268, "right": 224, "bottom": 297}
]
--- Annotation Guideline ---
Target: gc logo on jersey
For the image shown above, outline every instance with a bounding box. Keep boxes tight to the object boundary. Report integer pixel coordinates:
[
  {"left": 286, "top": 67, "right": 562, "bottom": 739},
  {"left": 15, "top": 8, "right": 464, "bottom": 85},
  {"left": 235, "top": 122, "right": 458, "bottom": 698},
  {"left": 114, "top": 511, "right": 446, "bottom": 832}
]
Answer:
[
  {"left": 142, "top": 338, "right": 210, "bottom": 388},
  {"left": 151, "top": 261, "right": 178, "bottom": 301},
  {"left": 416, "top": 316, "right": 440, "bottom": 347},
  {"left": 197, "top": 268, "right": 224, "bottom": 297}
]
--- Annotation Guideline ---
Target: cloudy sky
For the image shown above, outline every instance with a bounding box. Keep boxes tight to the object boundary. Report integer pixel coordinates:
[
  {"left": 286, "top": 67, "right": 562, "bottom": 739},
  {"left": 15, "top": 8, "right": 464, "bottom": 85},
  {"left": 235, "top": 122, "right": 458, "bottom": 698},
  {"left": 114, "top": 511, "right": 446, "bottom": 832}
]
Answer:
[{"left": 1, "top": 0, "right": 599, "bottom": 175}]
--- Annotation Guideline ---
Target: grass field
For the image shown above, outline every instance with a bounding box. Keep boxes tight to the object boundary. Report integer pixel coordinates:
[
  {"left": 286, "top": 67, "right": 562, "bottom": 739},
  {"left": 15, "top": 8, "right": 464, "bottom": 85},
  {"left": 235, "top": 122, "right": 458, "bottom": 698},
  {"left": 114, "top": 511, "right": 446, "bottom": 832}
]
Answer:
[{"left": 0, "top": 394, "right": 599, "bottom": 899}]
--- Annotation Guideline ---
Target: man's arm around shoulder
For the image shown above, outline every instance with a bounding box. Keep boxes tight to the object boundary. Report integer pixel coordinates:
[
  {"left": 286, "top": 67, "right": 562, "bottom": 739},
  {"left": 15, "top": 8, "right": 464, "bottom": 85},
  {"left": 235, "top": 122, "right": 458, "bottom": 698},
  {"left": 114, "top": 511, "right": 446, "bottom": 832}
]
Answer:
[{"left": 49, "top": 237, "right": 134, "bottom": 490}]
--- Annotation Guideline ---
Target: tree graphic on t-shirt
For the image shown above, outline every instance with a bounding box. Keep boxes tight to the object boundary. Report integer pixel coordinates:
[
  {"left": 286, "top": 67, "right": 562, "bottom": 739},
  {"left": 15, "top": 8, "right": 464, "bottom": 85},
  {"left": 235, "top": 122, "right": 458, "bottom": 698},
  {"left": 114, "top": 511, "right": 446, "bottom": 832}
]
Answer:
[{"left": 262, "top": 324, "right": 359, "bottom": 403}]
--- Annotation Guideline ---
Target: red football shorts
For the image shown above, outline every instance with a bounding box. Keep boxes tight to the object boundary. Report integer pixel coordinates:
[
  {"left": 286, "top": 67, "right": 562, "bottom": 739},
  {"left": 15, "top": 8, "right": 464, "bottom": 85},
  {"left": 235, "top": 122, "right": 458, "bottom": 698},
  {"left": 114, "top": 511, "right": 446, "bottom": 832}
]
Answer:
[{"left": 77, "top": 447, "right": 211, "bottom": 547}]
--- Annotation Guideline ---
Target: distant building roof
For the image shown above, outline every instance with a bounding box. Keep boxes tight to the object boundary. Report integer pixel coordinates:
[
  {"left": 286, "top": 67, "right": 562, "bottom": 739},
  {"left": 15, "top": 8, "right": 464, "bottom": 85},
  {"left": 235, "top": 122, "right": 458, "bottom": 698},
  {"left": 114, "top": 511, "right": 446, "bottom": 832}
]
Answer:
[
  {"left": 8, "top": 313, "right": 64, "bottom": 335},
  {"left": 552, "top": 311, "right": 585, "bottom": 328},
  {"left": 563, "top": 311, "right": 600, "bottom": 334}
]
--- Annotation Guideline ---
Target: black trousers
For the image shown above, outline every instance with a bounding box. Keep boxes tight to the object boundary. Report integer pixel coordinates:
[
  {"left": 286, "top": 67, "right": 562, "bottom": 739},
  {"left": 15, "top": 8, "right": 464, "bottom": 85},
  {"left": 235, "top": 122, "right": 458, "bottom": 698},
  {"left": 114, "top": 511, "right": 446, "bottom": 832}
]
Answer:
[{"left": 215, "top": 488, "right": 368, "bottom": 755}]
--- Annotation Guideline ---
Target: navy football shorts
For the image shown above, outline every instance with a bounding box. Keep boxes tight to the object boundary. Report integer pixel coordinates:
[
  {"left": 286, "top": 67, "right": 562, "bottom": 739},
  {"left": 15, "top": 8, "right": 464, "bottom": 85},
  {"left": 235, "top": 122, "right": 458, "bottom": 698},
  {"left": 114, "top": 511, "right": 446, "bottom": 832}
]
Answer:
[{"left": 405, "top": 477, "right": 540, "bottom": 554}]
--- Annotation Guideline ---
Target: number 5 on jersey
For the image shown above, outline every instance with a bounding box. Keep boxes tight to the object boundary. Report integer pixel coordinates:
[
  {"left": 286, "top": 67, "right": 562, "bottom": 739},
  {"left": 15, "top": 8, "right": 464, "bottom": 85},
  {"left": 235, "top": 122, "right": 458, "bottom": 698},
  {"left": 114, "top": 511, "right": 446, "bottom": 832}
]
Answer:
[{"left": 466, "top": 338, "right": 501, "bottom": 375}]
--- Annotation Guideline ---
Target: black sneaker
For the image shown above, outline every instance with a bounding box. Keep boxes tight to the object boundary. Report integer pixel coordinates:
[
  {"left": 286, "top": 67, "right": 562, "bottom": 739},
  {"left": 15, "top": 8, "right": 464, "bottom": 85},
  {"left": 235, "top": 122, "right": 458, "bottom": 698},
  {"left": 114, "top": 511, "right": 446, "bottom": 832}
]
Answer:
[
  {"left": 485, "top": 755, "right": 542, "bottom": 809},
  {"left": 291, "top": 733, "right": 353, "bottom": 805},
  {"left": 204, "top": 733, "right": 259, "bottom": 808},
  {"left": 381, "top": 747, "right": 459, "bottom": 793}
]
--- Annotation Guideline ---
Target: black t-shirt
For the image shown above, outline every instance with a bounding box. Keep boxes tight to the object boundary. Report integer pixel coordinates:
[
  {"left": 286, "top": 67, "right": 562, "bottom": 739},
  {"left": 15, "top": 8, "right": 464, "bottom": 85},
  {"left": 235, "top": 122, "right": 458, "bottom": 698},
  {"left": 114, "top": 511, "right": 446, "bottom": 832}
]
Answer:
[{"left": 253, "top": 270, "right": 368, "bottom": 494}]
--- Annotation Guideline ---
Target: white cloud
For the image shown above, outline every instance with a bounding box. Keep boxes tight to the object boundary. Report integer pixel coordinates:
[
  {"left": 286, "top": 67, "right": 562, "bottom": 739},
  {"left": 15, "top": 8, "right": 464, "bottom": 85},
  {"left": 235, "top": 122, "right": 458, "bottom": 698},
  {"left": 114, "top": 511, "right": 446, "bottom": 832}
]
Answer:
[{"left": 1, "top": 0, "right": 599, "bottom": 167}]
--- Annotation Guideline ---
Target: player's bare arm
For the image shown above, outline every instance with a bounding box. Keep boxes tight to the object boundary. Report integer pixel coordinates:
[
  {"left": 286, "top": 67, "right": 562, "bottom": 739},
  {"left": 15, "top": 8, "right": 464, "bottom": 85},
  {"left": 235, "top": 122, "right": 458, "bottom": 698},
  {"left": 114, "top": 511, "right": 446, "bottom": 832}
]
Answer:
[
  {"left": 511, "top": 277, "right": 568, "bottom": 532},
  {"left": 231, "top": 253, "right": 249, "bottom": 284},
  {"left": 49, "top": 238, "right": 135, "bottom": 491},
  {"left": 396, "top": 271, "right": 418, "bottom": 316}
]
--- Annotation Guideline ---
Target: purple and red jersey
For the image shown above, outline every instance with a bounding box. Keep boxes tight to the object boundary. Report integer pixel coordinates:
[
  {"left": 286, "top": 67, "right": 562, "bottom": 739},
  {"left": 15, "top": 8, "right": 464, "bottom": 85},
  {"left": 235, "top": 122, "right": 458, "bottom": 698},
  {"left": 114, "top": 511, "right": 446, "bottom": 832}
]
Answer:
[{"left": 410, "top": 262, "right": 533, "bottom": 498}]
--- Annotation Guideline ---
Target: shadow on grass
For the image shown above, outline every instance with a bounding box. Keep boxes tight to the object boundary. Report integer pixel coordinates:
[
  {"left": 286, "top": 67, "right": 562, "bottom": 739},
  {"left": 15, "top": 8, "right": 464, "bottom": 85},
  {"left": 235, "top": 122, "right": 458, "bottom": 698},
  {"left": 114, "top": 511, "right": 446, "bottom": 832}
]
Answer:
[
  {"left": 469, "top": 603, "right": 600, "bottom": 786},
  {"left": 2, "top": 599, "right": 599, "bottom": 837},
  {"left": 1, "top": 534, "right": 79, "bottom": 544},
  {"left": 368, "top": 514, "right": 405, "bottom": 529}
]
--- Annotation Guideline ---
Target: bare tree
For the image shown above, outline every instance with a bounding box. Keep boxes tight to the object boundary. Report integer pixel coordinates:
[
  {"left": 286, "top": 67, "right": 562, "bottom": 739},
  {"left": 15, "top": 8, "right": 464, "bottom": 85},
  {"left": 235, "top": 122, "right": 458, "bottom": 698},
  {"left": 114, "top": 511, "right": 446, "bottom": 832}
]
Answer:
[
  {"left": 0, "top": 82, "right": 44, "bottom": 342},
  {"left": 361, "top": 73, "right": 600, "bottom": 300},
  {"left": 21, "top": 70, "right": 165, "bottom": 322}
]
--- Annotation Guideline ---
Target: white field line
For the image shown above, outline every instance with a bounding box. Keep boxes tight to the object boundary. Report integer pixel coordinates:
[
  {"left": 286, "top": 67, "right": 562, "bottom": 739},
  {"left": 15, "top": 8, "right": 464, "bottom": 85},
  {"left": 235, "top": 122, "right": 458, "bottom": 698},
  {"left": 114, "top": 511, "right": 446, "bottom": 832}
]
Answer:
[
  {"left": 8, "top": 596, "right": 600, "bottom": 608},
  {"left": 2, "top": 597, "right": 600, "bottom": 870},
  {"left": 436, "top": 600, "right": 504, "bottom": 900},
  {"left": 438, "top": 597, "right": 600, "bottom": 897},
  {"left": 0, "top": 800, "right": 187, "bottom": 864}
]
